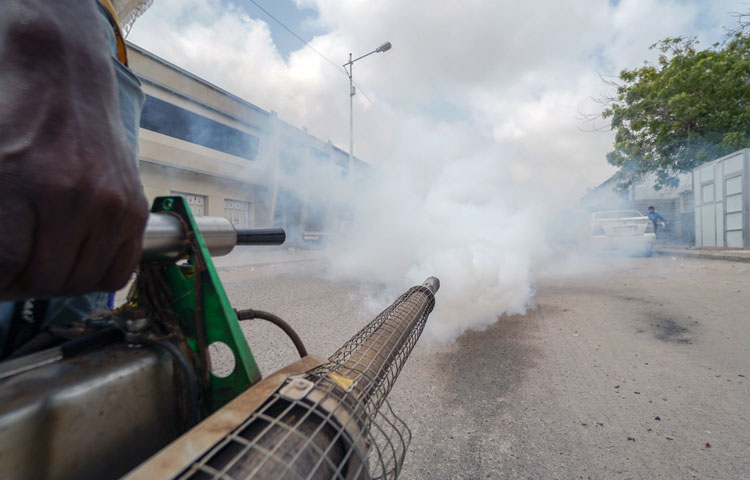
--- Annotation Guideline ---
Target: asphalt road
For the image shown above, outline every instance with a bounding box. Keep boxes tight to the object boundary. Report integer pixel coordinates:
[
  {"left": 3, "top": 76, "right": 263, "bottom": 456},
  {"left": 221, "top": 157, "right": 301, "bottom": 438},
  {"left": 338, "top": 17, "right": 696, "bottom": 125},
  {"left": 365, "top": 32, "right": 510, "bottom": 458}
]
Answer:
[{"left": 217, "top": 252, "right": 750, "bottom": 479}]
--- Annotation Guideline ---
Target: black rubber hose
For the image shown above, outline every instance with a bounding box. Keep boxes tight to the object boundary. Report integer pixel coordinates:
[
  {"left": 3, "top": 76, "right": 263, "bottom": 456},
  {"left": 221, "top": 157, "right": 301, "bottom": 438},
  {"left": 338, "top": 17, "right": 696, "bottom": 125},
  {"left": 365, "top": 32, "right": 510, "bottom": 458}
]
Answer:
[
  {"left": 235, "top": 228, "right": 286, "bottom": 245},
  {"left": 138, "top": 337, "right": 200, "bottom": 429},
  {"left": 235, "top": 309, "right": 308, "bottom": 358}
]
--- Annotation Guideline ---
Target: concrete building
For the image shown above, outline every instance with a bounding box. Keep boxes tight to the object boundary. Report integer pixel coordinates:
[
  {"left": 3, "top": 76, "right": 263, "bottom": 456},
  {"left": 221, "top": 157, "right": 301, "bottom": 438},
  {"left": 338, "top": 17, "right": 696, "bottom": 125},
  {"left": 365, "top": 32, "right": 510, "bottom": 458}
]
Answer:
[
  {"left": 693, "top": 149, "right": 750, "bottom": 248},
  {"left": 127, "top": 42, "right": 367, "bottom": 243},
  {"left": 580, "top": 175, "right": 630, "bottom": 211}
]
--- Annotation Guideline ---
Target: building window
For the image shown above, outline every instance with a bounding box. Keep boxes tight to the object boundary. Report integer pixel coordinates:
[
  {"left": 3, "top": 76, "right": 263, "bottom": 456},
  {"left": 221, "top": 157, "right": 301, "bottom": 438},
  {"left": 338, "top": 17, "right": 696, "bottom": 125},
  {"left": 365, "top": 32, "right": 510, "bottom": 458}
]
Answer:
[
  {"left": 171, "top": 191, "right": 206, "bottom": 216},
  {"left": 140, "top": 95, "right": 259, "bottom": 161},
  {"left": 224, "top": 199, "right": 254, "bottom": 229}
]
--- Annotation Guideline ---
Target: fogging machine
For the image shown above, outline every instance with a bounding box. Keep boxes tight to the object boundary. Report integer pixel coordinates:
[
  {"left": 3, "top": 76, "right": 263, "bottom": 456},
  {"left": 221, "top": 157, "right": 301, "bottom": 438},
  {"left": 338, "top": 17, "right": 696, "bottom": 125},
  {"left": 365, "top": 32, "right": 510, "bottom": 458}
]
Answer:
[{"left": 0, "top": 196, "right": 440, "bottom": 480}]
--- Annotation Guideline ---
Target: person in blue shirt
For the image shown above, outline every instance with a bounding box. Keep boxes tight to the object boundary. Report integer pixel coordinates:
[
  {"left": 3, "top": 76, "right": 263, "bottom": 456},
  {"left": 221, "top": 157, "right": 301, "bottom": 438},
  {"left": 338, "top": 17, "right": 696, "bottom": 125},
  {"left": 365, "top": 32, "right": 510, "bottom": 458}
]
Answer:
[{"left": 647, "top": 206, "right": 666, "bottom": 234}]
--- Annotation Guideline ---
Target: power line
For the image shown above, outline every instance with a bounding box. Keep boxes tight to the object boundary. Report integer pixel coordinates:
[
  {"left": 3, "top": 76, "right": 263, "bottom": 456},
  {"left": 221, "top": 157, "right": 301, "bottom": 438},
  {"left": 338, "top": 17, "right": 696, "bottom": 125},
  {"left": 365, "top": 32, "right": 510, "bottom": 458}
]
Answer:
[
  {"left": 352, "top": 81, "right": 375, "bottom": 105},
  {"left": 247, "top": 0, "right": 339, "bottom": 72},
  {"left": 246, "top": 0, "right": 375, "bottom": 105}
]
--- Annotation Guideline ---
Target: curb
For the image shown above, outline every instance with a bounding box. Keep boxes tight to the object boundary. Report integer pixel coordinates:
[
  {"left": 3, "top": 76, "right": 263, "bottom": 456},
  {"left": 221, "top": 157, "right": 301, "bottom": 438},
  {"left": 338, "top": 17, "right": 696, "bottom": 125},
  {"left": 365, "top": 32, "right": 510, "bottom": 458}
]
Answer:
[
  {"left": 655, "top": 249, "right": 750, "bottom": 264},
  {"left": 215, "top": 257, "right": 320, "bottom": 272}
]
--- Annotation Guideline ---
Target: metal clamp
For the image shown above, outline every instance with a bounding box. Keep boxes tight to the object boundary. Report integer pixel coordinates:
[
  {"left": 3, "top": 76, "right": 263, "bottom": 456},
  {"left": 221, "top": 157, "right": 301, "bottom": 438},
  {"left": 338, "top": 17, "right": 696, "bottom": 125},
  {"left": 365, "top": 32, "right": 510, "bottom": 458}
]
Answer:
[{"left": 278, "top": 376, "right": 315, "bottom": 401}]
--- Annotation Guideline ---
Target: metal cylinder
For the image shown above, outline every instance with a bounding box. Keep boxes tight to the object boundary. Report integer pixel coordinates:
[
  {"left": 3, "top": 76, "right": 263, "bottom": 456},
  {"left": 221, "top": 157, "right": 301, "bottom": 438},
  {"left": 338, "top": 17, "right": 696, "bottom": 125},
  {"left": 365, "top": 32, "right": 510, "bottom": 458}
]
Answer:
[
  {"left": 331, "top": 277, "right": 439, "bottom": 410},
  {"left": 422, "top": 276, "right": 440, "bottom": 295},
  {"left": 200, "top": 278, "right": 440, "bottom": 480},
  {"left": 141, "top": 214, "right": 236, "bottom": 261}
]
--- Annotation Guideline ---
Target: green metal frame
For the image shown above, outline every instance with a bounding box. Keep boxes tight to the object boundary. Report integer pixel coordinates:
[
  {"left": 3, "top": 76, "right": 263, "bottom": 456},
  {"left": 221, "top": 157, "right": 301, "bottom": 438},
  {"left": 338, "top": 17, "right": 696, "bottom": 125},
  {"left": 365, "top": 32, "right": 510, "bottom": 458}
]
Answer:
[{"left": 151, "top": 196, "right": 262, "bottom": 412}]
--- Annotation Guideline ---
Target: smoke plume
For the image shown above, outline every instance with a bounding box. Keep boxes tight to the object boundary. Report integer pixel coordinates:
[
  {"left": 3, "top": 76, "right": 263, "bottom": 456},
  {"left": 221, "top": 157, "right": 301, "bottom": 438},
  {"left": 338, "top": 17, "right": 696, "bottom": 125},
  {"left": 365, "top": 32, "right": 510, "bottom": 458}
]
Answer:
[{"left": 323, "top": 146, "right": 559, "bottom": 341}]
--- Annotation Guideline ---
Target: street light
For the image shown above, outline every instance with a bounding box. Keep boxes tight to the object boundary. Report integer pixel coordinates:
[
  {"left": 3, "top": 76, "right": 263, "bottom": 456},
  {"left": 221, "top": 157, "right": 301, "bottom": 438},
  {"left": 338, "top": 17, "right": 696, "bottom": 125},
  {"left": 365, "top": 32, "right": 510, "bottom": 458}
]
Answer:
[{"left": 343, "top": 41, "right": 392, "bottom": 175}]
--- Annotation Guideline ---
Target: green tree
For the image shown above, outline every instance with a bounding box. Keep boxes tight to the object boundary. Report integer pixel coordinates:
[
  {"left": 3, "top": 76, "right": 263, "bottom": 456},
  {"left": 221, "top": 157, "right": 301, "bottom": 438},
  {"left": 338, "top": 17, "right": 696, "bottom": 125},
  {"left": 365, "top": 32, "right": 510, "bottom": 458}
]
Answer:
[{"left": 602, "top": 33, "right": 750, "bottom": 189}]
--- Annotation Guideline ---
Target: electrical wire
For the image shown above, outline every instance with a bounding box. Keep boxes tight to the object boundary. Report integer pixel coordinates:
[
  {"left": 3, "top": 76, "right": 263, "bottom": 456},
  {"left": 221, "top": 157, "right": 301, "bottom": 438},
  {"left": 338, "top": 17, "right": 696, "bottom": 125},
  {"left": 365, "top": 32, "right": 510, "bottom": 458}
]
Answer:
[
  {"left": 246, "top": 0, "right": 376, "bottom": 105},
  {"left": 247, "top": 0, "right": 340, "bottom": 72}
]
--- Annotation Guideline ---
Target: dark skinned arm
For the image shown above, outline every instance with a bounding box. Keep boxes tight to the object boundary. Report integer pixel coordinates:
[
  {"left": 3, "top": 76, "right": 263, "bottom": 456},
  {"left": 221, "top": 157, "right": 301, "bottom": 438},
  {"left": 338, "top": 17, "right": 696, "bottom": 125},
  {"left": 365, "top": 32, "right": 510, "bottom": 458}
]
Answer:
[{"left": 0, "top": 0, "right": 148, "bottom": 300}]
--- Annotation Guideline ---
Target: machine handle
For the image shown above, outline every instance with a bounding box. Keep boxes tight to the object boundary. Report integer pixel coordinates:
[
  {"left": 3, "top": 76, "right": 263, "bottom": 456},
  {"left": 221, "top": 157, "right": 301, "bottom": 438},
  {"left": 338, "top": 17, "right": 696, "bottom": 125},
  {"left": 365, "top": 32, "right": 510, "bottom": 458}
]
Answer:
[
  {"left": 142, "top": 214, "right": 286, "bottom": 260},
  {"left": 236, "top": 228, "right": 286, "bottom": 246}
]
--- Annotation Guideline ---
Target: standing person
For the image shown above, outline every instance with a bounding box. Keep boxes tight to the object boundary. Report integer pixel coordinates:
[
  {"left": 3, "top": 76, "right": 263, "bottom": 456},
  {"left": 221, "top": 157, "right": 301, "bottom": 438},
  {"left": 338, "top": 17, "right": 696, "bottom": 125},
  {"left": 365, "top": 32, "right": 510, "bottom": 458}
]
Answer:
[
  {"left": 647, "top": 206, "right": 666, "bottom": 236},
  {"left": 0, "top": 0, "right": 153, "bottom": 357}
]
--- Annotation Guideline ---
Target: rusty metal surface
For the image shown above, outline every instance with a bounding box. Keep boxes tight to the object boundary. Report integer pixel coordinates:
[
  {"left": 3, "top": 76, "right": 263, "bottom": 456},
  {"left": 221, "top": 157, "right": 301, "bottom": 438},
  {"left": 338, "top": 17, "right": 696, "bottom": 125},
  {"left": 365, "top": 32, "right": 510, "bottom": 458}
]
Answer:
[
  {"left": 0, "top": 344, "right": 179, "bottom": 480},
  {"left": 124, "top": 355, "right": 326, "bottom": 480}
]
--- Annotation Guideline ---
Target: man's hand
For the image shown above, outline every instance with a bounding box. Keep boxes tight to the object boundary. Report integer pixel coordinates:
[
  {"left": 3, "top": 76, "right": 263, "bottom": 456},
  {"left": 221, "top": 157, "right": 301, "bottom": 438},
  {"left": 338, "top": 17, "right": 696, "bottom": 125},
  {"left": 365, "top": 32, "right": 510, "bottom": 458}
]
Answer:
[{"left": 0, "top": 0, "right": 148, "bottom": 300}]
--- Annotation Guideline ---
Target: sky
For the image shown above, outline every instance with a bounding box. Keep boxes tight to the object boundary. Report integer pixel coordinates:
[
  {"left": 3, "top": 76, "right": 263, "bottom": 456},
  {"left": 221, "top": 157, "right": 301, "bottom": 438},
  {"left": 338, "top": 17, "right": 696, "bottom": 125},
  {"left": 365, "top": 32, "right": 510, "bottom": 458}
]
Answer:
[
  {"left": 237, "top": 0, "right": 326, "bottom": 59},
  {"left": 127, "top": 0, "right": 745, "bottom": 206}
]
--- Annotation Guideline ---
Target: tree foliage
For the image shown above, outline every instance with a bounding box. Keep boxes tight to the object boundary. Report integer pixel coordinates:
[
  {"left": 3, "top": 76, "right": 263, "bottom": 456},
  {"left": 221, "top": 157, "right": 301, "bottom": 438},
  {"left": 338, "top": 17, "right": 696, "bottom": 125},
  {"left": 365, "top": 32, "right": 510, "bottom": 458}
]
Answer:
[{"left": 602, "top": 33, "right": 750, "bottom": 189}]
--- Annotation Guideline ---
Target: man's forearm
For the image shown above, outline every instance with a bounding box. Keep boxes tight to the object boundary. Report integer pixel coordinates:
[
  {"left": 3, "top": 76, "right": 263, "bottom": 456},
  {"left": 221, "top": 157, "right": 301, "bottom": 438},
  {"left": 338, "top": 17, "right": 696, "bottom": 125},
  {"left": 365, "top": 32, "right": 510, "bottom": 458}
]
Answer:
[{"left": 0, "top": 0, "right": 148, "bottom": 299}]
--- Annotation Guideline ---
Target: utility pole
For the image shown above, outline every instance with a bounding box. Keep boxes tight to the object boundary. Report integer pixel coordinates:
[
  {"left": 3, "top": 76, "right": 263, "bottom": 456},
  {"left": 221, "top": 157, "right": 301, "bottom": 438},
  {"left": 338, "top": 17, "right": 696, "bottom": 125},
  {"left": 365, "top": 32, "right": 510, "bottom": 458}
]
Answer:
[{"left": 343, "top": 42, "right": 392, "bottom": 176}]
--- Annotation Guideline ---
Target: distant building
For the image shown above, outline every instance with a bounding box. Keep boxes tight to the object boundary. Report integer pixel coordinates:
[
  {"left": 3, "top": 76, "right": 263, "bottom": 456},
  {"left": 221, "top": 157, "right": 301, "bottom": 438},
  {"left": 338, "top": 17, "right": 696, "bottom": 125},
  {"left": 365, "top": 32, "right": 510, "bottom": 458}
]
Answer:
[
  {"left": 127, "top": 42, "right": 368, "bottom": 244},
  {"left": 579, "top": 175, "right": 630, "bottom": 212}
]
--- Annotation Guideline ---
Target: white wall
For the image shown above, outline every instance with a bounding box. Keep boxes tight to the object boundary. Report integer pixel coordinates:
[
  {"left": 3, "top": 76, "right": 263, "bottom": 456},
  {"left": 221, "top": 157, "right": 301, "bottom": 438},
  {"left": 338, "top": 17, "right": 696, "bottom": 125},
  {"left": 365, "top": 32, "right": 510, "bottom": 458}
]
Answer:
[{"left": 693, "top": 149, "right": 750, "bottom": 248}]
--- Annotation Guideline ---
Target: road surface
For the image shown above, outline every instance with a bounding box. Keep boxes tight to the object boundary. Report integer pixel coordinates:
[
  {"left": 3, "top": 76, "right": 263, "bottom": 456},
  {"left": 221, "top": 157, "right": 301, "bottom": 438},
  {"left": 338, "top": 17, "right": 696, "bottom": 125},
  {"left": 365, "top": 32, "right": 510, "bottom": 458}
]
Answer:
[{"left": 217, "top": 252, "right": 750, "bottom": 479}]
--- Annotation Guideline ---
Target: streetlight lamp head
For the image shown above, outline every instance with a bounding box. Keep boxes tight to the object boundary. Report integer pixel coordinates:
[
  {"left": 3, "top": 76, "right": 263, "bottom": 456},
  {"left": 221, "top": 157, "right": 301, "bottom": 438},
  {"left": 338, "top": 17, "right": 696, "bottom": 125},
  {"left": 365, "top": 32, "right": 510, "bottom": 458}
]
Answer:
[{"left": 376, "top": 41, "right": 392, "bottom": 53}]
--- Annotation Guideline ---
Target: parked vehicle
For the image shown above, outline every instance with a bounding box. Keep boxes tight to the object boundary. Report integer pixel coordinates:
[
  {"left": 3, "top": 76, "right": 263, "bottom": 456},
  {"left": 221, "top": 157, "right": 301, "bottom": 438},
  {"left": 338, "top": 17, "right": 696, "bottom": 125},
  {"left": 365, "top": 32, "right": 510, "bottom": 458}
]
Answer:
[{"left": 589, "top": 210, "right": 655, "bottom": 256}]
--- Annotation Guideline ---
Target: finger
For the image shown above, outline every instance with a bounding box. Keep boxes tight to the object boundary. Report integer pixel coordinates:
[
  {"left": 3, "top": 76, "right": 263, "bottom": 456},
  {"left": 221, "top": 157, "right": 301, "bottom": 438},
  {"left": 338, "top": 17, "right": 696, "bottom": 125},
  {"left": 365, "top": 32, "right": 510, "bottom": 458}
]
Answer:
[
  {"left": 97, "top": 192, "right": 148, "bottom": 292},
  {"left": 63, "top": 229, "right": 121, "bottom": 296},
  {"left": 0, "top": 200, "right": 36, "bottom": 297},
  {"left": 15, "top": 198, "right": 84, "bottom": 297},
  {"left": 64, "top": 189, "right": 148, "bottom": 294},
  {"left": 98, "top": 236, "right": 142, "bottom": 292}
]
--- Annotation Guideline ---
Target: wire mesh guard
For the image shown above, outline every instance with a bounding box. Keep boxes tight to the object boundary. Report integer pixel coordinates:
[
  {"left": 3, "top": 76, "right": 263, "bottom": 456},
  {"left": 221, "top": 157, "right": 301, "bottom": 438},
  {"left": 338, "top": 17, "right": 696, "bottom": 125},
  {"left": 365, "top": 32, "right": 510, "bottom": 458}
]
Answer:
[{"left": 177, "top": 280, "right": 438, "bottom": 480}]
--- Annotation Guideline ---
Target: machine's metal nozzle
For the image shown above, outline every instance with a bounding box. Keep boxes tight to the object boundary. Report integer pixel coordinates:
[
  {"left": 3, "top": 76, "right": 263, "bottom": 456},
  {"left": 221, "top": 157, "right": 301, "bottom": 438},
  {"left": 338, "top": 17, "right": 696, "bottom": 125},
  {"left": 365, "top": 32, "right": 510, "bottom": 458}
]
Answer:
[{"left": 140, "top": 213, "right": 285, "bottom": 261}]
